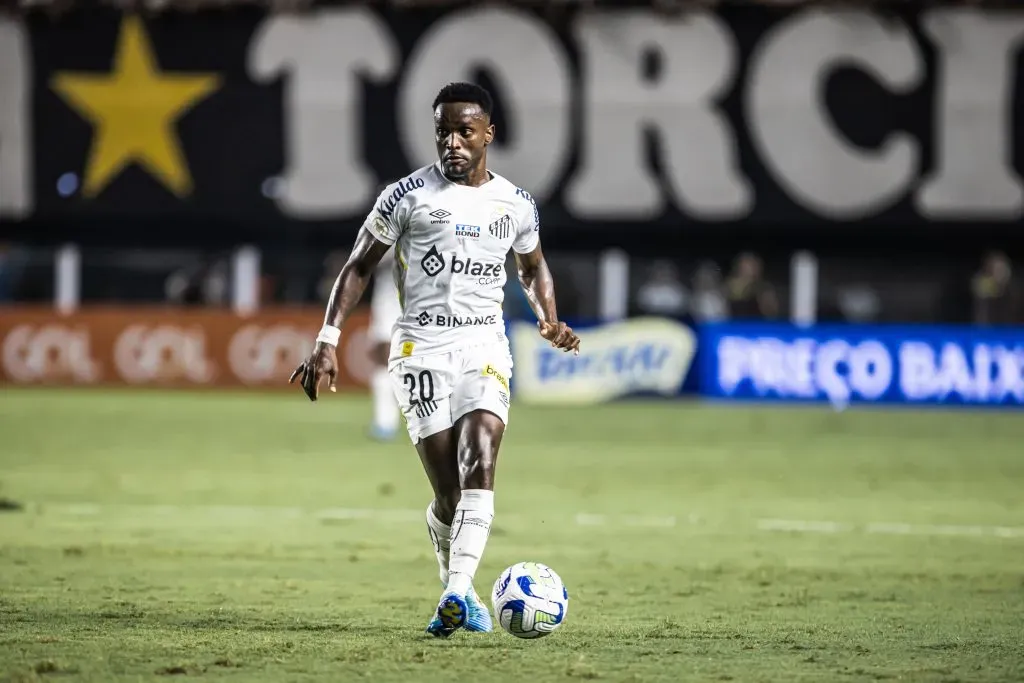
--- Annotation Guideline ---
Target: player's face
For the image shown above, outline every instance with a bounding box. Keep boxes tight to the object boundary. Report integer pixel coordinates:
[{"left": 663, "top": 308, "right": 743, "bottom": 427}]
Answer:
[{"left": 434, "top": 102, "right": 494, "bottom": 180}]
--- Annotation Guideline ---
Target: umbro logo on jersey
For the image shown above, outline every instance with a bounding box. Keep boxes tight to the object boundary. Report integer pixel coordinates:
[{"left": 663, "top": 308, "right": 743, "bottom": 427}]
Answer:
[
  {"left": 429, "top": 208, "right": 451, "bottom": 224},
  {"left": 421, "top": 245, "right": 446, "bottom": 277},
  {"left": 488, "top": 215, "right": 511, "bottom": 240}
]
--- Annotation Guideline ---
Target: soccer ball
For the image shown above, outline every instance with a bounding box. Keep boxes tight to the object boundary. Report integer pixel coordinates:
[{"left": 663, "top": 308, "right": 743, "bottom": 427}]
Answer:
[{"left": 491, "top": 562, "right": 569, "bottom": 639}]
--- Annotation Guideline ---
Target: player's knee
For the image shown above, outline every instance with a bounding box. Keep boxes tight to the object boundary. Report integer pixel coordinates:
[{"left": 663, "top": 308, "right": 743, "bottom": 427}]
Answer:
[{"left": 458, "top": 451, "right": 494, "bottom": 490}]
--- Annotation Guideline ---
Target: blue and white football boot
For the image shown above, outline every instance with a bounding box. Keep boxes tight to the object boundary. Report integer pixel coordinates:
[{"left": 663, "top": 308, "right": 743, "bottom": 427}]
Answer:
[
  {"left": 425, "top": 584, "right": 492, "bottom": 637},
  {"left": 465, "top": 587, "right": 493, "bottom": 632}
]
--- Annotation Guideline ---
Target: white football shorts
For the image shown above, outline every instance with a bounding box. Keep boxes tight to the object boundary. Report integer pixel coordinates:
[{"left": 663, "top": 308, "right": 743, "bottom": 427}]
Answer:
[{"left": 388, "top": 341, "right": 513, "bottom": 443}]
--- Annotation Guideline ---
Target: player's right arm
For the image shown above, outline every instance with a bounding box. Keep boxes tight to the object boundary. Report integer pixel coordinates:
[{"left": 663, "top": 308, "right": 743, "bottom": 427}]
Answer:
[
  {"left": 321, "top": 230, "right": 392, "bottom": 333},
  {"left": 290, "top": 186, "right": 406, "bottom": 401}
]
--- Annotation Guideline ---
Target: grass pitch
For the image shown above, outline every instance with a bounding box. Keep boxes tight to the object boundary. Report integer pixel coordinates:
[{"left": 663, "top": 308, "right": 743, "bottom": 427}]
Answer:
[{"left": 1, "top": 388, "right": 1023, "bottom": 682}]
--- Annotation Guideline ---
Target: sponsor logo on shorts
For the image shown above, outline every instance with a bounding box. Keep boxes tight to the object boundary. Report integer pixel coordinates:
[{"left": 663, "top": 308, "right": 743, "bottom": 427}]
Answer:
[
  {"left": 401, "top": 341, "right": 415, "bottom": 357},
  {"left": 414, "top": 399, "right": 438, "bottom": 419},
  {"left": 455, "top": 224, "right": 480, "bottom": 239},
  {"left": 498, "top": 390, "right": 510, "bottom": 407},
  {"left": 483, "top": 364, "right": 510, "bottom": 393}
]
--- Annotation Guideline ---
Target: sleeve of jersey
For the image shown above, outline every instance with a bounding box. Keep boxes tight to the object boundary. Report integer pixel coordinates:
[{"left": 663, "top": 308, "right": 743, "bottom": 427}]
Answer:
[
  {"left": 361, "top": 186, "right": 406, "bottom": 246},
  {"left": 512, "top": 196, "right": 541, "bottom": 254}
]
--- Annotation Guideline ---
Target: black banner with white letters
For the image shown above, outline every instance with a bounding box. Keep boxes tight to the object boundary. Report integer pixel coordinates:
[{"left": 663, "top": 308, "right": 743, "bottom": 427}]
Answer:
[{"left": 1, "top": 4, "right": 1022, "bottom": 250}]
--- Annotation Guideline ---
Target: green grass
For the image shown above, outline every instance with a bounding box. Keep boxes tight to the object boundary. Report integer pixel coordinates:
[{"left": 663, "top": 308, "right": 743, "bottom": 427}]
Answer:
[{"left": 1, "top": 388, "right": 1023, "bottom": 683}]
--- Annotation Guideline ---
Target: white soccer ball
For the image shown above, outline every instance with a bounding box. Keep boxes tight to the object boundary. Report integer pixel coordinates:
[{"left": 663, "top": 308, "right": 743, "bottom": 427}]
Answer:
[{"left": 491, "top": 561, "right": 569, "bottom": 639}]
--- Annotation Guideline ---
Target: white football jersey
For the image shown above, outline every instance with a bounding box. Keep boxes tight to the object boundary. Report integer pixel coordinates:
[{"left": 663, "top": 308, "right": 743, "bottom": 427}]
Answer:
[{"left": 362, "top": 162, "right": 540, "bottom": 361}]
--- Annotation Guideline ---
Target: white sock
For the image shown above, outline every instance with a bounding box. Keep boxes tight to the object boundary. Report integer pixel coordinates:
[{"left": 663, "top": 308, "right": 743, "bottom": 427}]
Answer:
[
  {"left": 446, "top": 489, "right": 494, "bottom": 596},
  {"left": 371, "top": 368, "right": 399, "bottom": 433},
  {"left": 425, "top": 501, "right": 451, "bottom": 586}
]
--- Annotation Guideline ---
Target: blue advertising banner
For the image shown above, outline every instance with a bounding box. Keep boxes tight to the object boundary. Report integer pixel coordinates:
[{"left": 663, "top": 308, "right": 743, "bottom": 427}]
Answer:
[
  {"left": 508, "top": 317, "right": 698, "bottom": 405},
  {"left": 698, "top": 322, "right": 1024, "bottom": 408}
]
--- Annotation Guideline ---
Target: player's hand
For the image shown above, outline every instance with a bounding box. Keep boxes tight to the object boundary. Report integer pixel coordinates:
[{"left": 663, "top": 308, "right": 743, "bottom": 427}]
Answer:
[
  {"left": 288, "top": 342, "right": 338, "bottom": 401},
  {"left": 538, "top": 320, "right": 580, "bottom": 356}
]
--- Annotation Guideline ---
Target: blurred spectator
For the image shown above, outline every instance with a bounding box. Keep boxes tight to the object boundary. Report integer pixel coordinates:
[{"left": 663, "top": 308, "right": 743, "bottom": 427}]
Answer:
[
  {"left": 2, "top": 0, "right": 1018, "bottom": 13},
  {"left": 690, "top": 260, "right": 727, "bottom": 322},
  {"left": 165, "top": 256, "right": 229, "bottom": 306},
  {"left": 725, "top": 252, "right": 778, "bottom": 320},
  {"left": 503, "top": 254, "right": 583, "bottom": 320},
  {"left": 636, "top": 259, "right": 687, "bottom": 317},
  {"left": 0, "top": 243, "right": 28, "bottom": 303},
  {"left": 547, "top": 259, "right": 583, "bottom": 320},
  {"left": 971, "top": 251, "right": 1015, "bottom": 325},
  {"left": 836, "top": 285, "right": 881, "bottom": 323},
  {"left": 203, "top": 258, "right": 230, "bottom": 305}
]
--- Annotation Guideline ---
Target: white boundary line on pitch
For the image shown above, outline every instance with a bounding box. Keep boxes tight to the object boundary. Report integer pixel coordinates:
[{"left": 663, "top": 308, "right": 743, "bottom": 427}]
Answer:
[
  {"left": 757, "top": 518, "right": 1024, "bottom": 538},
  {"left": 35, "top": 503, "right": 1024, "bottom": 539}
]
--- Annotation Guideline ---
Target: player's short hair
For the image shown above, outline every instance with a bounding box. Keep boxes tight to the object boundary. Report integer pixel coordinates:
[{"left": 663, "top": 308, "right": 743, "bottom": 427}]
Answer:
[{"left": 432, "top": 82, "right": 493, "bottom": 118}]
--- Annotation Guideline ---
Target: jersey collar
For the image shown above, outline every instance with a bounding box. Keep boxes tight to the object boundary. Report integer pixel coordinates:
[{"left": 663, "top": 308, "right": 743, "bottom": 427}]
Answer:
[{"left": 434, "top": 161, "right": 496, "bottom": 188}]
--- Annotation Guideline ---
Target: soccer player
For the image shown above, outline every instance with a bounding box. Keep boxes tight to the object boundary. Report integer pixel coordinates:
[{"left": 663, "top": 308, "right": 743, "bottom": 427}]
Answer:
[
  {"left": 289, "top": 82, "right": 581, "bottom": 638},
  {"left": 367, "top": 248, "right": 401, "bottom": 440}
]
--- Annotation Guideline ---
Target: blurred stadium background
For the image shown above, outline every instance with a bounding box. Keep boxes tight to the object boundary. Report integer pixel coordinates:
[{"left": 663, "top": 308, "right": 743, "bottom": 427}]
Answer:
[{"left": 1, "top": 0, "right": 1022, "bottom": 681}]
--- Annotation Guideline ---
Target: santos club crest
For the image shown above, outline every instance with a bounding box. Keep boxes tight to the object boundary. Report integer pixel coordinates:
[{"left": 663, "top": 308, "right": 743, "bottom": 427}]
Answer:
[{"left": 488, "top": 214, "right": 511, "bottom": 240}]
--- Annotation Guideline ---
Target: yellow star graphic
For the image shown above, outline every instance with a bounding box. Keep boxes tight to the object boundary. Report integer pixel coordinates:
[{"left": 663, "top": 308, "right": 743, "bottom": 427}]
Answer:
[{"left": 51, "top": 15, "right": 221, "bottom": 198}]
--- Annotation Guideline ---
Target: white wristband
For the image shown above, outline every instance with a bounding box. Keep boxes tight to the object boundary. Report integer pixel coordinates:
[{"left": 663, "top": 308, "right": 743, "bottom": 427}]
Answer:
[{"left": 316, "top": 324, "right": 341, "bottom": 347}]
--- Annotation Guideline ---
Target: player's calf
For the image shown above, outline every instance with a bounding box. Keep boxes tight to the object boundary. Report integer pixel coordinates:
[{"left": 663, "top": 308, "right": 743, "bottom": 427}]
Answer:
[
  {"left": 425, "top": 500, "right": 452, "bottom": 585},
  {"left": 445, "top": 489, "right": 493, "bottom": 597},
  {"left": 428, "top": 489, "right": 494, "bottom": 637}
]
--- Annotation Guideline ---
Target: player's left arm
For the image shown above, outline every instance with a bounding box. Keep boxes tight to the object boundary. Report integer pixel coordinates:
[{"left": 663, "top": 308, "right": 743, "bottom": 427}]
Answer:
[
  {"left": 511, "top": 189, "right": 580, "bottom": 354},
  {"left": 514, "top": 244, "right": 580, "bottom": 355}
]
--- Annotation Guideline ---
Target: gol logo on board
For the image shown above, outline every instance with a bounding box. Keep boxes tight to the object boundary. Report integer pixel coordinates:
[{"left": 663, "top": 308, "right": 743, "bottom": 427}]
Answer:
[
  {"left": 227, "top": 324, "right": 309, "bottom": 384},
  {"left": 1, "top": 324, "right": 101, "bottom": 383},
  {"left": 113, "top": 324, "right": 216, "bottom": 383}
]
